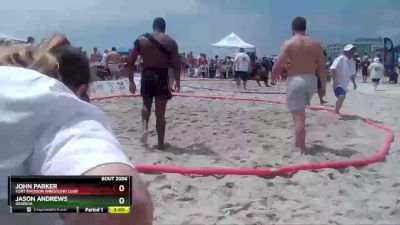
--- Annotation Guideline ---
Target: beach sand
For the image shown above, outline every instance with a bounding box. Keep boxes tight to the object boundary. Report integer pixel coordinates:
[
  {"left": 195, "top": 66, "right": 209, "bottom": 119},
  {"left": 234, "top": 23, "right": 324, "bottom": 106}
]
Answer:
[{"left": 93, "top": 78, "right": 400, "bottom": 224}]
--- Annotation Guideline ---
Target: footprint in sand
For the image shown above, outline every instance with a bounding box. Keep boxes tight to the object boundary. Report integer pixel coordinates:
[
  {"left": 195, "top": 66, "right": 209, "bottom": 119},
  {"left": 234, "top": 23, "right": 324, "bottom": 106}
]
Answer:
[
  {"left": 224, "top": 182, "right": 236, "bottom": 189},
  {"left": 176, "top": 185, "right": 199, "bottom": 202},
  {"left": 159, "top": 184, "right": 172, "bottom": 190},
  {"left": 262, "top": 144, "right": 273, "bottom": 150},
  {"left": 242, "top": 129, "right": 253, "bottom": 134},
  {"left": 223, "top": 201, "right": 254, "bottom": 216},
  {"left": 231, "top": 156, "right": 241, "bottom": 160},
  {"left": 153, "top": 174, "right": 167, "bottom": 182}
]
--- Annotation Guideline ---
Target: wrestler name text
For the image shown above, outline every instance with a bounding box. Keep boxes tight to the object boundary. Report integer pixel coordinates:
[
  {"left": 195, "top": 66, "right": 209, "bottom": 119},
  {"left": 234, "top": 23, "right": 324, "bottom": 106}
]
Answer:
[
  {"left": 15, "top": 196, "right": 68, "bottom": 202},
  {"left": 16, "top": 184, "right": 58, "bottom": 189}
]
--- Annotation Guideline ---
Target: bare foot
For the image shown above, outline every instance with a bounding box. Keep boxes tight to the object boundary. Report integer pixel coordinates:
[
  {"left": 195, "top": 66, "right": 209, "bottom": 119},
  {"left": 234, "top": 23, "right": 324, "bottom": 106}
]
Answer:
[
  {"left": 320, "top": 100, "right": 328, "bottom": 105},
  {"left": 157, "top": 143, "right": 170, "bottom": 150},
  {"left": 140, "top": 131, "right": 149, "bottom": 145},
  {"left": 293, "top": 146, "right": 307, "bottom": 154}
]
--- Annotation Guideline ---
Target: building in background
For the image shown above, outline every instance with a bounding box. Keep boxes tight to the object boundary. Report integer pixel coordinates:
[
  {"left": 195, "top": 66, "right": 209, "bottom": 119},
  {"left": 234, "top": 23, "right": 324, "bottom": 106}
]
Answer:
[
  {"left": 353, "top": 37, "right": 384, "bottom": 57},
  {"left": 325, "top": 43, "right": 345, "bottom": 59},
  {"left": 325, "top": 37, "right": 386, "bottom": 59}
]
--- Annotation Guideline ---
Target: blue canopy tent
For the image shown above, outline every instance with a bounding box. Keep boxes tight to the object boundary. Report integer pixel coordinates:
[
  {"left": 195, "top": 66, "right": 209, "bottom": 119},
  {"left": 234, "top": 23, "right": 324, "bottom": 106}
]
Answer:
[{"left": 117, "top": 47, "right": 131, "bottom": 56}]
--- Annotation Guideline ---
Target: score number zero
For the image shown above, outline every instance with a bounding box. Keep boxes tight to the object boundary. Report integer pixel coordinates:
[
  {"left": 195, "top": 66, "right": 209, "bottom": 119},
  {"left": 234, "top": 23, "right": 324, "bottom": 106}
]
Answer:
[{"left": 101, "top": 176, "right": 128, "bottom": 205}]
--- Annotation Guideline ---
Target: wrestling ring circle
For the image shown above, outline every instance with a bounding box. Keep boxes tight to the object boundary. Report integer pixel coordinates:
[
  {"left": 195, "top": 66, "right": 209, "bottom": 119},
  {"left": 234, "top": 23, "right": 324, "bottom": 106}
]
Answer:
[{"left": 91, "top": 93, "right": 394, "bottom": 177}]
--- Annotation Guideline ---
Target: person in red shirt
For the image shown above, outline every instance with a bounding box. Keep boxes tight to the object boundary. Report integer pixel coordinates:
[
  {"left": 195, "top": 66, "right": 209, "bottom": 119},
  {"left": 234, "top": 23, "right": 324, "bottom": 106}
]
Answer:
[
  {"left": 186, "top": 52, "right": 194, "bottom": 77},
  {"left": 198, "top": 53, "right": 208, "bottom": 78}
]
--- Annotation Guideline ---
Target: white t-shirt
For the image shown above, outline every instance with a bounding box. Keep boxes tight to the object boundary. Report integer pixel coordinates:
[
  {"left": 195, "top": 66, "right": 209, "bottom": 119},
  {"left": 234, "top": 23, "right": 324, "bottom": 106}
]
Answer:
[
  {"left": 0, "top": 66, "right": 132, "bottom": 225},
  {"left": 368, "top": 62, "right": 385, "bottom": 79},
  {"left": 100, "top": 53, "right": 108, "bottom": 66},
  {"left": 330, "top": 55, "right": 356, "bottom": 91},
  {"left": 234, "top": 53, "right": 250, "bottom": 72}
]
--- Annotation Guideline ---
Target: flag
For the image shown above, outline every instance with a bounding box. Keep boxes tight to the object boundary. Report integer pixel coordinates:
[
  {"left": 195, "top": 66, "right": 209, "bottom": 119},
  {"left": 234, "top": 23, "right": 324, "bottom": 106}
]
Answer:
[{"left": 383, "top": 37, "right": 395, "bottom": 71}]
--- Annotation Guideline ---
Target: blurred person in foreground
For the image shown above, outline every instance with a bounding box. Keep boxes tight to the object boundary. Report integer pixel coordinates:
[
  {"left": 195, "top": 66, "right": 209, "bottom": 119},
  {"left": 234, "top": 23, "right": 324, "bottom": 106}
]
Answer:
[
  {"left": 0, "top": 33, "right": 153, "bottom": 225},
  {"left": 272, "top": 17, "right": 326, "bottom": 152},
  {"left": 124, "top": 17, "right": 180, "bottom": 150}
]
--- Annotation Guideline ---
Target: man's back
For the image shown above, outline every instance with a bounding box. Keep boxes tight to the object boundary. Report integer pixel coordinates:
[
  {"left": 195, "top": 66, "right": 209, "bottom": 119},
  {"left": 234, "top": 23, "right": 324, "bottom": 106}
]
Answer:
[
  {"left": 234, "top": 53, "right": 250, "bottom": 72},
  {"left": 137, "top": 32, "right": 177, "bottom": 69},
  {"left": 107, "top": 51, "right": 120, "bottom": 63},
  {"left": 369, "top": 62, "right": 384, "bottom": 79},
  {"left": 286, "top": 35, "right": 322, "bottom": 75}
]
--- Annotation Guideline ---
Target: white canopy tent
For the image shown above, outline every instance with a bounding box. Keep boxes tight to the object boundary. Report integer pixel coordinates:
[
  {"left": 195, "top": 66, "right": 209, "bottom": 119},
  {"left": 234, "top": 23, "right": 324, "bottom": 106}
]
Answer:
[
  {"left": 0, "top": 32, "right": 25, "bottom": 42},
  {"left": 212, "top": 32, "right": 255, "bottom": 50}
]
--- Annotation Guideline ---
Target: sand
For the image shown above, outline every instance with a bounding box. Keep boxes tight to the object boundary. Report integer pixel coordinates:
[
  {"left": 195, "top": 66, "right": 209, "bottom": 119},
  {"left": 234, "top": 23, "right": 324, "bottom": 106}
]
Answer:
[{"left": 93, "top": 78, "right": 400, "bottom": 225}]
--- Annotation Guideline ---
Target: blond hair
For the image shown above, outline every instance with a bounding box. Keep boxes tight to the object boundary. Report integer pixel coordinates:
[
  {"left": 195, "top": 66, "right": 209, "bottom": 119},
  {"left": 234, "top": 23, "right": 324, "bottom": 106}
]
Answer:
[{"left": 0, "top": 33, "right": 69, "bottom": 78}]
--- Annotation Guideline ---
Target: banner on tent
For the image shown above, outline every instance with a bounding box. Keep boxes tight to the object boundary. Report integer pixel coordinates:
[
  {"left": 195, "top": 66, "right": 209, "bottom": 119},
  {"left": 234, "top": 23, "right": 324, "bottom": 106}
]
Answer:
[{"left": 89, "top": 77, "right": 141, "bottom": 97}]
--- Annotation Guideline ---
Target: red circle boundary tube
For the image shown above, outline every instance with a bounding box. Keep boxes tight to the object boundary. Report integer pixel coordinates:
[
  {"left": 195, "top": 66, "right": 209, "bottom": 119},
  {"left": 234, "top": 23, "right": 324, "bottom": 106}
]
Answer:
[{"left": 91, "top": 93, "right": 395, "bottom": 177}]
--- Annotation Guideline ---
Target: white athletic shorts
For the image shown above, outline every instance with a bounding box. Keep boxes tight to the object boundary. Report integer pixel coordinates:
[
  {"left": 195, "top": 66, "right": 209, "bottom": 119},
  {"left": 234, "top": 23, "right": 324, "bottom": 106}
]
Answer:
[{"left": 286, "top": 74, "right": 317, "bottom": 112}]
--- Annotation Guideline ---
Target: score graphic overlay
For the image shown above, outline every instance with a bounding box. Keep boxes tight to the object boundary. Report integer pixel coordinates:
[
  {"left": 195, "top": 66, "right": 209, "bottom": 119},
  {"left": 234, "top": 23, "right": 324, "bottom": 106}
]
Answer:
[{"left": 8, "top": 176, "right": 131, "bottom": 214}]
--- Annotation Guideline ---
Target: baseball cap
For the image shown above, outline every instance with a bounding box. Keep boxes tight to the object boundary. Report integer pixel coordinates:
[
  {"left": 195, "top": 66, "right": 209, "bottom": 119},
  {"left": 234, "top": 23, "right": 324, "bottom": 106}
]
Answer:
[{"left": 343, "top": 44, "right": 356, "bottom": 51}]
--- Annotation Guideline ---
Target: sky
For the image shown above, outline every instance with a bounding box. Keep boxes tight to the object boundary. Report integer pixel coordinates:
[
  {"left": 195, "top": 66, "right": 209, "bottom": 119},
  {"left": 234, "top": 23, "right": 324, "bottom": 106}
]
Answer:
[{"left": 1, "top": 0, "right": 399, "bottom": 56}]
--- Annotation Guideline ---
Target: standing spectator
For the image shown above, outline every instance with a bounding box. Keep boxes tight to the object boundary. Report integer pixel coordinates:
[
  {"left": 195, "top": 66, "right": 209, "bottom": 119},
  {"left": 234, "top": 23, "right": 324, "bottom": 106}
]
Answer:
[
  {"left": 90, "top": 47, "right": 102, "bottom": 63},
  {"left": 270, "top": 59, "right": 275, "bottom": 85},
  {"left": 233, "top": 48, "right": 250, "bottom": 89},
  {"left": 27, "top": 36, "right": 35, "bottom": 45},
  {"left": 106, "top": 47, "right": 121, "bottom": 80},
  {"left": 100, "top": 50, "right": 109, "bottom": 67},
  {"left": 186, "top": 52, "right": 194, "bottom": 77},
  {"left": 198, "top": 53, "right": 208, "bottom": 78},
  {"left": 180, "top": 52, "right": 187, "bottom": 77},
  {"left": 361, "top": 56, "right": 370, "bottom": 83},
  {"left": 368, "top": 57, "right": 384, "bottom": 91}
]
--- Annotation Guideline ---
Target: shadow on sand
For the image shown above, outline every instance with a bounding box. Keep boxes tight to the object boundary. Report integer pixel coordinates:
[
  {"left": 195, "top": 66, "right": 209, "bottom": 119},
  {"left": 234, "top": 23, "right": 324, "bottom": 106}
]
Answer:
[
  {"left": 149, "top": 142, "right": 218, "bottom": 156},
  {"left": 338, "top": 114, "right": 382, "bottom": 124},
  {"left": 306, "top": 144, "right": 358, "bottom": 158}
]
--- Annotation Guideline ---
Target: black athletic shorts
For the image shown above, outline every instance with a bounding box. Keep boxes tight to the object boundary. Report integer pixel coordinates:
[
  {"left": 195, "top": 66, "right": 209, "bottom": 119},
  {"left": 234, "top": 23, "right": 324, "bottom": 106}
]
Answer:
[
  {"left": 234, "top": 71, "right": 249, "bottom": 81},
  {"left": 140, "top": 68, "right": 172, "bottom": 102},
  {"left": 371, "top": 78, "right": 380, "bottom": 85}
]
